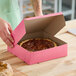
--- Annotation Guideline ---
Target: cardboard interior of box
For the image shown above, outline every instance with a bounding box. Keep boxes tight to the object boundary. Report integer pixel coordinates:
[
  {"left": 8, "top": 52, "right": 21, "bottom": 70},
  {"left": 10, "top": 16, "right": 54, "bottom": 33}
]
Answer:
[{"left": 18, "top": 14, "right": 66, "bottom": 50}]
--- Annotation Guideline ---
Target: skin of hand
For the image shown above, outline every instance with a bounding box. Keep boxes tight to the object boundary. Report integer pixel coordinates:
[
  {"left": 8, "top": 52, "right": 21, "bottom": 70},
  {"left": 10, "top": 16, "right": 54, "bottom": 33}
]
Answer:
[
  {"left": 31, "top": 0, "right": 43, "bottom": 16},
  {"left": 0, "top": 18, "right": 14, "bottom": 48}
]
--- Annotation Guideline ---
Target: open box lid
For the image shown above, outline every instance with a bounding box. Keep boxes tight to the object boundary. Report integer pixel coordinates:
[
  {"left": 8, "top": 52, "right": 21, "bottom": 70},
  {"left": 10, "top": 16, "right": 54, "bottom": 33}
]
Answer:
[
  {"left": 24, "top": 12, "right": 65, "bottom": 35},
  {"left": 12, "top": 12, "right": 65, "bottom": 45}
]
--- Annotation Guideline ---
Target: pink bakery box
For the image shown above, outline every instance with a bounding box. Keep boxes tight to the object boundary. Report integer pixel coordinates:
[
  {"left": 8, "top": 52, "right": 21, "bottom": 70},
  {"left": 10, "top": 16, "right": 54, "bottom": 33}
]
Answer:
[{"left": 8, "top": 12, "right": 67, "bottom": 65}]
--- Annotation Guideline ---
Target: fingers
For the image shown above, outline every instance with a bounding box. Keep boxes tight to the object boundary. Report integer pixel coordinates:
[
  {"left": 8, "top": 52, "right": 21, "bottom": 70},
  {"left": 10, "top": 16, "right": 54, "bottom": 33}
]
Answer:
[
  {"left": 4, "top": 30, "right": 14, "bottom": 43},
  {"left": 3, "top": 25, "right": 14, "bottom": 43},
  {"left": 0, "top": 31, "right": 13, "bottom": 48},
  {"left": 4, "top": 39, "right": 13, "bottom": 48},
  {"left": 7, "top": 23, "right": 13, "bottom": 33}
]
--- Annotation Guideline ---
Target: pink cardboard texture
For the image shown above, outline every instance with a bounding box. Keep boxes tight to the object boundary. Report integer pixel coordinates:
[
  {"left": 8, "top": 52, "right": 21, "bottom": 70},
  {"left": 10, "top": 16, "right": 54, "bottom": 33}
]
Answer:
[{"left": 8, "top": 12, "right": 67, "bottom": 65}]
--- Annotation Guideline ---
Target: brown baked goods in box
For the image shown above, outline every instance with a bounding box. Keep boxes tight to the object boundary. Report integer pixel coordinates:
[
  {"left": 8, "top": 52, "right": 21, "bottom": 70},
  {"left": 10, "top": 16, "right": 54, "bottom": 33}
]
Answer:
[
  {"left": 20, "top": 38, "right": 57, "bottom": 52},
  {"left": 0, "top": 61, "right": 13, "bottom": 76}
]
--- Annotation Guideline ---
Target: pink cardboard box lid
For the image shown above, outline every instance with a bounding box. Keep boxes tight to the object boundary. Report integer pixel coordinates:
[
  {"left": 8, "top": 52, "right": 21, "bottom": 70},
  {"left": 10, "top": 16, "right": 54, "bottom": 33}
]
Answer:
[{"left": 8, "top": 12, "right": 67, "bottom": 65}]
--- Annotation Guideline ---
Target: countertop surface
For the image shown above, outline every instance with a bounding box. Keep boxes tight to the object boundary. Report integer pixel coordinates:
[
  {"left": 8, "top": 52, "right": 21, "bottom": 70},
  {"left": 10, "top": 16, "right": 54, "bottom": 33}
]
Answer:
[{"left": 0, "top": 20, "right": 76, "bottom": 76}]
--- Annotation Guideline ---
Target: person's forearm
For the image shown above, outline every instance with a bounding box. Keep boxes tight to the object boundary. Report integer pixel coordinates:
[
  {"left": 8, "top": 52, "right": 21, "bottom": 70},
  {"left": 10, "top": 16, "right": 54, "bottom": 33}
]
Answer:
[{"left": 31, "top": 0, "right": 43, "bottom": 16}]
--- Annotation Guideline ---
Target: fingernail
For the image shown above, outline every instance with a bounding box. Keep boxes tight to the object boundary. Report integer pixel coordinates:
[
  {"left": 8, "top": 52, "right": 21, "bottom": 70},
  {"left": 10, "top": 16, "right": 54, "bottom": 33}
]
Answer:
[
  {"left": 11, "top": 38, "right": 14, "bottom": 43},
  {"left": 12, "top": 39, "right": 14, "bottom": 43},
  {"left": 11, "top": 35, "right": 14, "bottom": 43},
  {"left": 9, "top": 45, "right": 13, "bottom": 48}
]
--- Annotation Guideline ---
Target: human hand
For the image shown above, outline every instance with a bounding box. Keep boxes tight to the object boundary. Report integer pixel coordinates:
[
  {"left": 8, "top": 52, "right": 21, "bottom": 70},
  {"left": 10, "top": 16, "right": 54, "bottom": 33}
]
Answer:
[
  {"left": 0, "top": 18, "right": 14, "bottom": 48},
  {"left": 35, "top": 12, "right": 43, "bottom": 16}
]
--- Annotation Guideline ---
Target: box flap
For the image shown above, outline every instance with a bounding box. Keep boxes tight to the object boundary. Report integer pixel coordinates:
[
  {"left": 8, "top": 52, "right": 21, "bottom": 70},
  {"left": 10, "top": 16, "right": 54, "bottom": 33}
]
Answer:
[
  {"left": 24, "top": 12, "right": 65, "bottom": 36},
  {"left": 44, "top": 14, "right": 65, "bottom": 36},
  {"left": 11, "top": 19, "right": 26, "bottom": 45}
]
